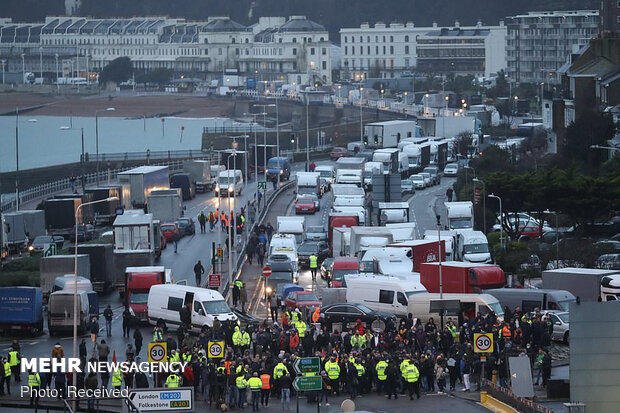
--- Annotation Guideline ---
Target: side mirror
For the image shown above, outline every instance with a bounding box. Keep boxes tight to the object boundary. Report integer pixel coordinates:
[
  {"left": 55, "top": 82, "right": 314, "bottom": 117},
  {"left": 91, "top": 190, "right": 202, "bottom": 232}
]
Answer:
[{"left": 554, "top": 322, "right": 561, "bottom": 326}]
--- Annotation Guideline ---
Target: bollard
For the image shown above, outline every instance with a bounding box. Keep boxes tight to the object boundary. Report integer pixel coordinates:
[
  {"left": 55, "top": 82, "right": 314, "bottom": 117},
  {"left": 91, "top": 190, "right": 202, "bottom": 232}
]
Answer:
[
  {"left": 480, "top": 391, "right": 488, "bottom": 403},
  {"left": 492, "top": 370, "right": 498, "bottom": 385}
]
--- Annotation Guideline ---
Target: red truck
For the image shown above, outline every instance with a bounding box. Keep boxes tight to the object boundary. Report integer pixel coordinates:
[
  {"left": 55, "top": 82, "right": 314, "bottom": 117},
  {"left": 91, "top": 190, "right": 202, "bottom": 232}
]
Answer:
[
  {"left": 387, "top": 240, "right": 446, "bottom": 272},
  {"left": 419, "top": 261, "right": 505, "bottom": 294},
  {"left": 328, "top": 213, "right": 359, "bottom": 255},
  {"left": 125, "top": 266, "right": 173, "bottom": 323},
  {"left": 330, "top": 257, "right": 359, "bottom": 287}
]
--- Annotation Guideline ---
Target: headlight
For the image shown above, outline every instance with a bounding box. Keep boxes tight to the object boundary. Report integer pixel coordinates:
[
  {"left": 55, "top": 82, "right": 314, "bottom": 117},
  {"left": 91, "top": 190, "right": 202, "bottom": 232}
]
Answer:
[
  {"left": 28, "top": 246, "right": 34, "bottom": 251},
  {"left": 215, "top": 185, "right": 219, "bottom": 192},
  {"left": 266, "top": 287, "right": 273, "bottom": 294},
  {"left": 280, "top": 170, "right": 283, "bottom": 174},
  {"left": 228, "top": 187, "right": 233, "bottom": 192}
]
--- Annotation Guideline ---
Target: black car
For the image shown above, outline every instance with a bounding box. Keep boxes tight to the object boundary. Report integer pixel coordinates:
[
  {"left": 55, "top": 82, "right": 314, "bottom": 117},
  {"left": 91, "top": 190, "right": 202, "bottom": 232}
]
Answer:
[
  {"left": 297, "top": 240, "right": 329, "bottom": 268},
  {"left": 320, "top": 257, "right": 334, "bottom": 281},
  {"left": 176, "top": 217, "right": 196, "bottom": 237},
  {"left": 320, "top": 303, "right": 396, "bottom": 329}
]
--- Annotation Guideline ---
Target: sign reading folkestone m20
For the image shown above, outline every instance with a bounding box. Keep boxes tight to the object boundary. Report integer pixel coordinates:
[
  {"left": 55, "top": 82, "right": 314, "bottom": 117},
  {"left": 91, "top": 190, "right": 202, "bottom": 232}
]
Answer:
[
  {"left": 129, "top": 387, "right": 194, "bottom": 412},
  {"left": 293, "top": 376, "right": 322, "bottom": 392}
]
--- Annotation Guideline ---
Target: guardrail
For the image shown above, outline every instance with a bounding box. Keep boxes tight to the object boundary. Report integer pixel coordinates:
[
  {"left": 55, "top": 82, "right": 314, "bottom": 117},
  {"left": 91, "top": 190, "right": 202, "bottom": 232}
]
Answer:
[
  {"left": 89, "top": 149, "right": 210, "bottom": 162},
  {"left": 1, "top": 158, "right": 187, "bottom": 213}
]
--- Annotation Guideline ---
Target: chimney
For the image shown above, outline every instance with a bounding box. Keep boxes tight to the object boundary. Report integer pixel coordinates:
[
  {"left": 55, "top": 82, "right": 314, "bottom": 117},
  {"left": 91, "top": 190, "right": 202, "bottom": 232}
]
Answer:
[
  {"left": 455, "top": 20, "right": 460, "bottom": 28},
  {"left": 432, "top": 22, "right": 438, "bottom": 28}
]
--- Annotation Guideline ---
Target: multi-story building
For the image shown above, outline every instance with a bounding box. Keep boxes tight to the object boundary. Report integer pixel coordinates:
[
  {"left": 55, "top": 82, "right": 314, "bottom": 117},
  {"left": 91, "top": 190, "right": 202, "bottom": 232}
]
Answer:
[
  {"left": 600, "top": 0, "right": 620, "bottom": 35},
  {"left": 505, "top": 10, "right": 599, "bottom": 84},
  {"left": 339, "top": 21, "right": 506, "bottom": 80},
  {"left": 0, "top": 15, "right": 332, "bottom": 86}
]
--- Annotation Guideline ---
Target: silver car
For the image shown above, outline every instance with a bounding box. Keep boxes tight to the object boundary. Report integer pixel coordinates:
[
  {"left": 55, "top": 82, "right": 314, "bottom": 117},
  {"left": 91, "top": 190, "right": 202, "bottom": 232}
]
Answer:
[
  {"left": 409, "top": 174, "right": 426, "bottom": 189},
  {"left": 419, "top": 172, "right": 433, "bottom": 187},
  {"left": 533, "top": 310, "right": 569, "bottom": 344}
]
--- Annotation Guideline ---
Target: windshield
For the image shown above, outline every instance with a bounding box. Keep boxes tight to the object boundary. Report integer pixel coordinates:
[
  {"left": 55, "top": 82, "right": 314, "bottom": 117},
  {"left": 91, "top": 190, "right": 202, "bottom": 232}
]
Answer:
[
  {"left": 297, "top": 198, "right": 314, "bottom": 205},
  {"left": 161, "top": 225, "right": 176, "bottom": 231},
  {"left": 202, "top": 300, "right": 231, "bottom": 314},
  {"left": 318, "top": 170, "right": 332, "bottom": 178},
  {"left": 450, "top": 218, "right": 473, "bottom": 229},
  {"left": 298, "top": 243, "right": 318, "bottom": 253},
  {"left": 270, "top": 272, "right": 293, "bottom": 281},
  {"left": 267, "top": 160, "right": 282, "bottom": 169},
  {"left": 332, "top": 269, "right": 357, "bottom": 281},
  {"left": 307, "top": 226, "right": 324, "bottom": 234},
  {"left": 298, "top": 294, "right": 319, "bottom": 302},
  {"left": 298, "top": 187, "right": 315, "bottom": 195},
  {"left": 557, "top": 313, "right": 569, "bottom": 323},
  {"left": 410, "top": 176, "right": 423, "bottom": 182},
  {"left": 487, "top": 301, "right": 504, "bottom": 317},
  {"left": 219, "top": 176, "right": 233, "bottom": 184},
  {"left": 464, "top": 244, "right": 489, "bottom": 254},
  {"left": 557, "top": 300, "right": 573, "bottom": 312},
  {"left": 129, "top": 292, "right": 149, "bottom": 304}
]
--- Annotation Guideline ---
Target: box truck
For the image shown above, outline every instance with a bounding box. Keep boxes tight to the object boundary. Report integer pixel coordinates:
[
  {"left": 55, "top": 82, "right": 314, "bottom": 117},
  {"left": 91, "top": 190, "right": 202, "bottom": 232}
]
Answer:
[
  {"left": 77, "top": 244, "right": 115, "bottom": 292},
  {"left": 39, "top": 254, "right": 91, "bottom": 298},
  {"left": 0, "top": 287, "right": 44, "bottom": 333},
  {"left": 43, "top": 198, "right": 83, "bottom": 237},
  {"left": 125, "top": 266, "right": 173, "bottom": 323},
  {"left": 183, "top": 159, "right": 212, "bottom": 192},
  {"left": 387, "top": 239, "right": 446, "bottom": 272},
  {"left": 444, "top": 201, "right": 474, "bottom": 231},
  {"left": 117, "top": 166, "right": 169, "bottom": 209},
  {"left": 147, "top": 193, "right": 183, "bottom": 223},
  {"left": 170, "top": 173, "right": 195, "bottom": 201},
  {"left": 296, "top": 172, "right": 323, "bottom": 198},
  {"left": 85, "top": 186, "right": 122, "bottom": 225},
  {"left": 363, "top": 120, "right": 417, "bottom": 149},
  {"left": 542, "top": 267, "right": 620, "bottom": 302},
  {"left": 328, "top": 213, "right": 359, "bottom": 255},
  {"left": 419, "top": 262, "right": 505, "bottom": 294},
  {"left": 1, "top": 212, "right": 28, "bottom": 251}
]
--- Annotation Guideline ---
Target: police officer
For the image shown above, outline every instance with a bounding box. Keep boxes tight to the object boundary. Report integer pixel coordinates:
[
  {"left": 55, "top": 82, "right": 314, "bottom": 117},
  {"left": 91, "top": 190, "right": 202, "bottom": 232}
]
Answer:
[
  {"left": 8, "top": 348, "right": 19, "bottom": 383},
  {"left": 152, "top": 326, "right": 164, "bottom": 343},
  {"left": 375, "top": 358, "right": 388, "bottom": 394},
  {"left": 236, "top": 372, "right": 248, "bottom": 409},
  {"left": 28, "top": 369, "right": 40, "bottom": 406},
  {"left": 248, "top": 372, "right": 262, "bottom": 411},
  {"left": 112, "top": 368, "right": 123, "bottom": 391},
  {"left": 232, "top": 326, "right": 244, "bottom": 353},
  {"left": 324, "top": 355, "right": 340, "bottom": 395},
  {"left": 403, "top": 358, "right": 420, "bottom": 400},
  {"left": 166, "top": 373, "right": 180, "bottom": 388},
  {"left": 309, "top": 254, "right": 318, "bottom": 280}
]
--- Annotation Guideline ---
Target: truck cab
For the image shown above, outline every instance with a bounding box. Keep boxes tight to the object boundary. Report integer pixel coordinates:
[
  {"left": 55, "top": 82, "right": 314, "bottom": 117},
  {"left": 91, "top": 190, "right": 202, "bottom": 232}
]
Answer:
[
  {"left": 267, "top": 157, "right": 291, "bottom": 181},
  {"left": 216, "top": 170, "right": 244, "bottom": 196},
  {"left": 457, "top": 230, "right": 491, "bottom": 263},
  {"left": 444, "top": 201, "right": 474, "bottom": 231},
  {"left": 126, "top": 266, "right": 173, "bottom": 322}
]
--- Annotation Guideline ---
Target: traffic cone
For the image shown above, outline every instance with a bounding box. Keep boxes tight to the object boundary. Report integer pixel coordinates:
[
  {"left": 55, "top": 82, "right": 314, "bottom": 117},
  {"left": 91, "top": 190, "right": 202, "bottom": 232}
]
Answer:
[{"left": 112, "top": 350, "right": 116, "bottom": 363}]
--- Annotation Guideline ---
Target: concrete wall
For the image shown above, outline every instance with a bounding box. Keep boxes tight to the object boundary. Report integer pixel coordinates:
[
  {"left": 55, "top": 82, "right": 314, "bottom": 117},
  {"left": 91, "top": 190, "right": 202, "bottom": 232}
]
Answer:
[{"left": 570, "top": 301, "right": 620, "bottom": 412}]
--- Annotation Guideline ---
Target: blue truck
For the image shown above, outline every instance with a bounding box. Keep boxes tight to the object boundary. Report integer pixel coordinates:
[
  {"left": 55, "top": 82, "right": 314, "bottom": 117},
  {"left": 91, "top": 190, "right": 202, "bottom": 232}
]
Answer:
[{"left": 0, "top": 287, "right": 44, "bottom": 334}]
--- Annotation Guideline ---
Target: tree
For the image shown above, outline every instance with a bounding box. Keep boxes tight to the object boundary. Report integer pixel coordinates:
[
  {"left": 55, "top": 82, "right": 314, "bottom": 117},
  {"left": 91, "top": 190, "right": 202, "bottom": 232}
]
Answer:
[
  {"left": 135, "top": 68, "right": 173, "bottom": 86},
  {"left": 99, "top": 57, "right": 133, "bottom": 85},
  {"left": 560, "top": 111, "right": 618, "bottom": 172},
  {"left": 455, "top": 131, "right": 473, "bottom": 157}
]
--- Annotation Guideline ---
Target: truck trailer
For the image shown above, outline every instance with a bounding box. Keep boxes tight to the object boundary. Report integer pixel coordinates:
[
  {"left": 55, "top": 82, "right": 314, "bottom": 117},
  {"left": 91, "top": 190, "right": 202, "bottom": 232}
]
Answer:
[
  {"left": 419, "top": 261, "right": 505, "bottom": 294},
  {"left": 76, "top": 244, "right": 115, "bottom": 292},
  {"left": 183, "top": 159, "right": 213, "bottom": 192},
  {"left": 117, "top": 166, "right": 170, "bottom": 209},
  {"left": 147, "top": 193, "right": 183, "bottom": 223},
  {"left": 85, "top": 186, "right": 122, "bottom": 225},
  {"left": 363, "top": 120, "right": 417, "bottom": 149},
  {"left": 542, "top": 267, "right": 620, "bottom": 302},
  {"left": 43, "top": 198, "right": 83, "bottom": 237},
  {"left": 0, "top": 287, "right": 44, "bottom": 333}
]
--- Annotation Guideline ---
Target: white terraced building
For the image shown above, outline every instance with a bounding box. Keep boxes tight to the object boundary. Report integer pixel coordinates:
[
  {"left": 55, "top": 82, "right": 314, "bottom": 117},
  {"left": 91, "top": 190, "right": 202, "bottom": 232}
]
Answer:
[
  {"left": 0, "top": 15, "right": 332, "bottom": 86},
  {"left": 339, "top": 21, "right": 507, "bottom": 80}
]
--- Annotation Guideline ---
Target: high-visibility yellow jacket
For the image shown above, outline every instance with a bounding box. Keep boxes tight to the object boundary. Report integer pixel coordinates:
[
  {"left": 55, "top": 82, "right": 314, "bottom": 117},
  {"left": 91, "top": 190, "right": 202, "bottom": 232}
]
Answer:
[
  {"left": 309, "top": 255, "right": 318, "bottom": 268},
  {"left": 325, "top": 361, "right": 340, "bottom": 380},
  {"left": 236, "top": 375, "right": 248, "bottom": 389},
  {"left": 248, "top": 377, "right": 262, "bottom": 390},
  {"left": 405, "top": 364, "right": 420, "bottom": 383},
  {"left": 112, "top": 369, "right": 123, "bottom": 387},
  {"left": 28, "top": 373, "right": 41, "bottom": 388},
  {"left": 4, "top": 362, "right": 11, "bottom": 378},
  {"left": 166, "top": 374, "right": 180, "bottom": 388},
  {"left": 375, "top": 361, "right": 388, "bottom": 380},
  {"left": 273, "top": 363, "right": 289, "bottom": 379}
]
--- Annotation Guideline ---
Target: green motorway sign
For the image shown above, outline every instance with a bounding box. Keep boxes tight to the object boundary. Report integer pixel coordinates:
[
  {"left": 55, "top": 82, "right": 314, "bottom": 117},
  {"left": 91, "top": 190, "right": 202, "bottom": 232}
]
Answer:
[
  {"left": 293, "top": 376, "right": 322, "bottom": 392},
  {"left": 258, "top": 181, "right": 267, "bottom": 189},
  {"left": 293, "top": 357, "right": 321, "bottom": 375}
]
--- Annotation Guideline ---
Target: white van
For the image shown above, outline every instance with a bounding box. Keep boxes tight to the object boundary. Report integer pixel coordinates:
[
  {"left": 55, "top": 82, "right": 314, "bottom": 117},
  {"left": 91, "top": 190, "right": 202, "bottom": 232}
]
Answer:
[
  {"left": 269, "top": 234, "right": 298, "bottom": 277},
  {"left": 147, "top": 284, "right": 237, "bottom": 332},
  {"left": 53, "top": 275, "right": 94, "bottom": 293},
  {"left": 48, "top": 290, "right": 90, "bottom": 335},
  {"left": 216, "top": 170, "right": 243, "bottom": 196},
  {"left": 331, "top": 206, "right": 366, "bottom": 225},
  {"left": 277, "top": 217, "right": 306, "bottom": 245},
  {"left": 314, "top": 165, "right": 335, "bottom": 187},
  {"left": 456, "top": 230, "right": 491, "bottom": 263},
  {"left": 407, "top": 292, "right": 504, "bottom": 325},
  {"left": 344, "top": 273, "right": 427, "bottom": 317}
]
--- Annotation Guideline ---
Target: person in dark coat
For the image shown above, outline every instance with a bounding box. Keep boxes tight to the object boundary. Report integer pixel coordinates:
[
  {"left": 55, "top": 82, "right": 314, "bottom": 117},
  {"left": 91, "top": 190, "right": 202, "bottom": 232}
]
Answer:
[
  {"left": 385, "top": 361, "right": 399, "bottom": 399},
  {"left": 541, "top": 350, "right": 552, "bottom": 387},
  {"left": 133, "top": 328, "right": 143, "bottom": 356}
]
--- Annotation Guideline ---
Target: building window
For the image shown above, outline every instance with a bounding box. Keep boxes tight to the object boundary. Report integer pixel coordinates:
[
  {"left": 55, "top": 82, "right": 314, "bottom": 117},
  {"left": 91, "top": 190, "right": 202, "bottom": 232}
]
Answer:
[
  {"left": 293, "top": 48, "right": 297, "bottom": 55},
  {"left": 390, "top": 46, "right": 394, "bottom": 54},
  {"left": 218, "top": 48, "right": 222, "bottom": 55},
  {"left": 405, "top": 45, "right": 409, "bottom": 54},
  {"left": 360, "top": 47, "right": 363, "bottom": 55},
  {"left": 344, "top": 36, "right": 347, "bottom": 43},
  {"left": 405, "top": 35, "right": 409, "bottom": 42},
  {"left": 322, "top": 61, "right": 327, "bottom": 70},
  {"left": 359, "top": 36, "right": 363, "bottom": 42},
  {"left": 245, "top": 38, "right": 249, "bottom": 43},
  {"left": 367, "top": 36, "right": 370, "bottom": 42},
  {"left": 311, "top": 47, "right": 315, "bottom": 55},
  {"left": 375, "top": 46, "right": 378, "bottom": 54},
  {"left": 390, "top": 36, "right": 394, "bottom": 42},
  {"left": 232, "top": 38, "right": 236, "bottom": 44},
  {"left": 617, "top": 1, "right": 620, "bottom": 7},
  {"left": 322, "top": 47, "right": 326, "bottom": 55},
  {"left": 345, "top": 46, "right": 348, "bottom": 54},
  {"left": 292, "top": 38, "right": 296, "bottom": 43}
]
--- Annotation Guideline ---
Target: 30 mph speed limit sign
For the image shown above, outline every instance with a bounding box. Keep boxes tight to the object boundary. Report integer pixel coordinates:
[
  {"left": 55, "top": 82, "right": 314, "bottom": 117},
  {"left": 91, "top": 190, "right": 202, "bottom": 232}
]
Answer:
[
  {"left": 148, "top": 342, "right": 167, "bottom": 363},
  {"left": 474, "top": 333, "right": 494, "bottom": 353},
  {"left": 208, "top": 341, "right": 224, "bottom": 358}
]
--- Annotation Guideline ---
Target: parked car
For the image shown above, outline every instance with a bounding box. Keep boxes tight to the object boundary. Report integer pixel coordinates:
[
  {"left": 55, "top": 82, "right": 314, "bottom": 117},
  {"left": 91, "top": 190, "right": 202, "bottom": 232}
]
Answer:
[
  {"left": 540, "top": 230, "right": 564, "bottom": 245},
  {"left": 409, "top": 174, "right": 426, "bottom": 189},
  {"left": 593, "top": 240, "right": 620, "bottom": 252},
  {"left": 161, "top": 223, "right": 180, "bottom": 241},
  {"left": 518, "top": 225, "right": 544, "bottom": 240},
  {"left": 596, "top": 253, "right": 620, "bottom": 270},
  {"left": 423, "top": 166, "right": 441, "bottom": 185},
  {"left": 284, "top": 291, "right": 322, "bottom": 309},
  {"left": 401, "top": 180, "right": 415, "bottom": 195},
  {"left": 297, "top": 193, "right": 320, "bottom": 210},
  {"left": 330, "top": 147, "right": 348, "bottom": 161},
  {"left": 71, "top": 224, "right": 95, "bottom": 242},
  {"left": 297, "top": 240, "right": 330, "bottom": 267},
  {"left": 319, "top": 303, "right": 397, "bottom": 327},
  {"left": 295, "top": 197, "right": 317, "bottom": 215},
  {"left": 306, "top": 225, "right": 328, "bottom": 241},
  {"left": 443, "top": 163, "right": 459, "bottom": 176},
  {"left": 176, "top": 217, "right": 196, "bottom": 236},
  {"left": 29, "top": 235, "right": 65, "bottom": 254},
  {"left": 532, "top": 310, "right": 569, "bottom": 343},
  {"left": 320, "top": 257, "right": 334, "bottom": 281},
  {"left": 419, "top": 172, "right": 433, "bottom": 187}
]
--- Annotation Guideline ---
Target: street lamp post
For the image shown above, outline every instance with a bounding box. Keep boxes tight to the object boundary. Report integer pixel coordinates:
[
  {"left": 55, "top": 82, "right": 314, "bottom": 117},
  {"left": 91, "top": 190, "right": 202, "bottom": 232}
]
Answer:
[
  {"left": 73, "top": 197, "right": 118, "bottom": 394},
  {"left": 306, "top": 93, "right": 310, "bottom": 170},
  {"left": 463, "top": 165, "right": 475, "bottom": 183},
  {"left": 436, "top": 214, "right": 444, "bottom": 330},
  {"left": 1, "top": 59, "right": 5, "bottom": 85},
  {"left": 473, "top": 178, "right": 486, "bottom": 234},
  {"left": 95, "top": 107, "right": 116, "bottom": 185},
  {"left": 359, "top": 86, "right": 364, "bottom": 146},
  {"left": 590, "top": 144, "right": 620, "bottom": 155},
  {"left": 544, "top": 209, "right": 559, "bottom": 266},
  {"left": 255, "top": 103, "right": 276, "bottom": 188},
  {"left": 39, "top": 47, "right": 43, "bottom": 81},
  {"left": 60, "top": 126, "right": 86, "bottom": 191},
  {"left": 14, "top": 109, "right": 37, "bottom": 211},
  {"left": 488, "top": 194, "right": 503, "bottom": 250},
  {"left": 55, "top": 54, "right": 59, "bottom": 92},
  {"left": 21, "top": 54, "right": 25, "bottom": 85}
]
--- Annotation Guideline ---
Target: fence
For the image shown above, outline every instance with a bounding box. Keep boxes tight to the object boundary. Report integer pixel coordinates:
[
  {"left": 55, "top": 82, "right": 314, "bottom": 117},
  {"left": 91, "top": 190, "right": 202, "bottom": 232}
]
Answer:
[
  {"left": 1, "top": 158, "right": 187, "bottom": 213},
  {"left": 483, "top": 379, "right": 556, "bottom": 413}
]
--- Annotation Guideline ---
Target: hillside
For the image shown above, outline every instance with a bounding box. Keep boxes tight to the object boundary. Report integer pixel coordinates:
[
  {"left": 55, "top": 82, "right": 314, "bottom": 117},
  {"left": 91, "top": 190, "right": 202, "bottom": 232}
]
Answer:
[{"left": 0, "top": 0, "right": 599, "bottom": 38}]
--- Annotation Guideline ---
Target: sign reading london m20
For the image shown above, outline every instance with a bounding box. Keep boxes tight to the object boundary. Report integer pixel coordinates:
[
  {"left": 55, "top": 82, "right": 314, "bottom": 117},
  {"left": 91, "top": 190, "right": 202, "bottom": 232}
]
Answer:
[{"left": 129, "top": 387, "right": 194, "bottom": 412}]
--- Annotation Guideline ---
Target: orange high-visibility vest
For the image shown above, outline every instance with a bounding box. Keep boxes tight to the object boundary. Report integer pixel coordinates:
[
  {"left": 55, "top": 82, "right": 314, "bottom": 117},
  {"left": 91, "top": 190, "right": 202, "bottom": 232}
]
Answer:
[
  {"left": 260, "top": 374, "right": 271, "bottom": 389},
  {"left": 225, "top": 361, "right": 233, "bottom": 375},
  {"left": 312, "top": 308, "right": 320, "bottom": 323}
]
